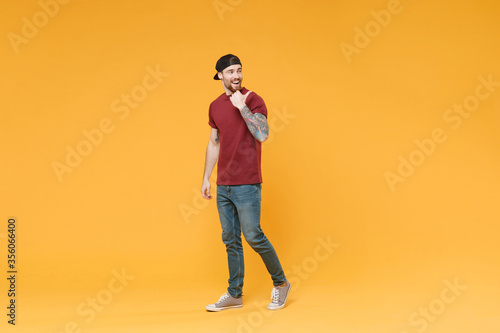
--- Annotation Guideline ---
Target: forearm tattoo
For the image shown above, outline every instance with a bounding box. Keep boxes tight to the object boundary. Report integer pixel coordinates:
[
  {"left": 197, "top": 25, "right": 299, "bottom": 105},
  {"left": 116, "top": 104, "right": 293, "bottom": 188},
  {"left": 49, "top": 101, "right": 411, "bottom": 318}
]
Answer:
[{"left": 240, "top": 106, "right": 269, "bottom": 142}]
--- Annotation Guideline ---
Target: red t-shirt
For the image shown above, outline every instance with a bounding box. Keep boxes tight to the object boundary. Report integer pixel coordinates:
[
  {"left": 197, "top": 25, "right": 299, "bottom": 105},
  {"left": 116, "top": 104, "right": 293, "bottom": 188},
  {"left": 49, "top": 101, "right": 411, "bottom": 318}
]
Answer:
[{"left": 208, "top": 87, "right": 268, "bottom": 185}]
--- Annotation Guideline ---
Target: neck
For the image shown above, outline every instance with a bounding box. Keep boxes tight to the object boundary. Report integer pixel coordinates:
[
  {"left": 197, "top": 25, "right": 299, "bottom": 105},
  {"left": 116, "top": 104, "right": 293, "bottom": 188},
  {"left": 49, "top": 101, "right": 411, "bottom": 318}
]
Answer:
[{"left": 224, "top": 87, "right": 233, "bottom": 95}]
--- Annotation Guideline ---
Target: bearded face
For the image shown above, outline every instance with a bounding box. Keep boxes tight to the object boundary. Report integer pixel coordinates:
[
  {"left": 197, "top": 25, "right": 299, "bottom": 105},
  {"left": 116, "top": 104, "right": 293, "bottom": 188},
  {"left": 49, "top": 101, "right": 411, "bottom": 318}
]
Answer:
[{"left": 219, "top": 64, "right": 243, "bottom": 94}]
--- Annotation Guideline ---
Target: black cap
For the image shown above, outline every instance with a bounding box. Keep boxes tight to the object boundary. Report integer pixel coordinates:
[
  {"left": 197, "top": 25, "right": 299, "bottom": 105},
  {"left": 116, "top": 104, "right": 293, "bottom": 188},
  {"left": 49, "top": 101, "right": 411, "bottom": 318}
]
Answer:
[{"left": 214, "top": 54, "right": 242, "bottom": 80}]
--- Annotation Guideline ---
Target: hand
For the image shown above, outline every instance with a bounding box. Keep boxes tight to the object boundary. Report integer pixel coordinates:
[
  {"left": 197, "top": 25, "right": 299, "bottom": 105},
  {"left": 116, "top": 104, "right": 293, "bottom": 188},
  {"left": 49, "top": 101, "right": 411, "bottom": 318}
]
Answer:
[
  {"left": 201, "top": 179, "right": 212, "bottom": 200},
  {"left": 229, "top": 90, "right": 252, "bottom": 110}
]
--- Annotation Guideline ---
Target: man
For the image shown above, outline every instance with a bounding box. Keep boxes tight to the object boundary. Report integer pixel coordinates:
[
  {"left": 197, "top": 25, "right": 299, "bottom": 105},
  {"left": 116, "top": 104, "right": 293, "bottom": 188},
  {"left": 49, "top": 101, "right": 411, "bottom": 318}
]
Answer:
[{"left": 201, "top": 54, "right": 291, "bottom": 311}]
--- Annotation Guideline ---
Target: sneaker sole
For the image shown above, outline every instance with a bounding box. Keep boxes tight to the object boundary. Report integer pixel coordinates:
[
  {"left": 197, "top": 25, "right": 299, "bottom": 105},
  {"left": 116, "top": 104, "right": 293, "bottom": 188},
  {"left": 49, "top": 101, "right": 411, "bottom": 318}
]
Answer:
[
  {"left": 206, "top": 304, "right": 243, "bottom": 312},
  {"left": 268, "top": 283, "right": 291, "bottom": 310}
]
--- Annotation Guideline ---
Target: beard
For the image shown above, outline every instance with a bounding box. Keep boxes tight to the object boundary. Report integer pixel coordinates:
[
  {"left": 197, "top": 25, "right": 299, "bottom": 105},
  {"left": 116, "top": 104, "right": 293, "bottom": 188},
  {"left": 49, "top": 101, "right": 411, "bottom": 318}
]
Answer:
[{"left": 223, "top": 77, "right": 242, "bottom": 93}]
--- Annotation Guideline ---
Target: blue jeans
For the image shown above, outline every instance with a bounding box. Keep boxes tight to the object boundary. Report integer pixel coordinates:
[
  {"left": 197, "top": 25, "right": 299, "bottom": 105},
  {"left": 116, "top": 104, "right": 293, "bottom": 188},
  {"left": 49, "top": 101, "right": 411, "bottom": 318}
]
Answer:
[{"left": 216, "top": 183, "right": 286, "bottom": 298}]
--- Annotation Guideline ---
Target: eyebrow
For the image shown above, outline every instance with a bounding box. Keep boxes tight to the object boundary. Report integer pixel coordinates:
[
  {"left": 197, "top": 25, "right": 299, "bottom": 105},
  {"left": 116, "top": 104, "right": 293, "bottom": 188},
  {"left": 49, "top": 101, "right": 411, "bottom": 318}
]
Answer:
[{"left": 224, "top": 66, "right": 242, "bottom": 73}]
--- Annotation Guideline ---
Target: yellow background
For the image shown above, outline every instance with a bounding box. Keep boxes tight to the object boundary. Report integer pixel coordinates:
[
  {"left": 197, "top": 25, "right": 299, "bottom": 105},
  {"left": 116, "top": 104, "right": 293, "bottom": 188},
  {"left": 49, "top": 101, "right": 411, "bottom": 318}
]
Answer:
[{"left": 1, "top": 0, "right": 499, "bottom": 332}]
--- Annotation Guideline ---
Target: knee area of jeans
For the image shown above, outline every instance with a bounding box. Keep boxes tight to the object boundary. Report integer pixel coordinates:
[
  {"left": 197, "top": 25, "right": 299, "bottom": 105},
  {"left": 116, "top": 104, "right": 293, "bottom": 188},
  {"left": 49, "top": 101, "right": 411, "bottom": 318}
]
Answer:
[
  {"left": 243, "top": 231, "right": 266, "bottom": 246},
  {"left": 222, "top": 234, "right": 240, "bottom": 244}
]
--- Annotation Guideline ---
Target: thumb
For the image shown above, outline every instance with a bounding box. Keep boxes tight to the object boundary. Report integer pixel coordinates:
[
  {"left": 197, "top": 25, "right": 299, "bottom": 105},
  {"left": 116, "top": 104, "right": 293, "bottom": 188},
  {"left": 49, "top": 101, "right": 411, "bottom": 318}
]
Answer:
[{"left": 243, "top": 91, "right": 252, "bottom": 101}]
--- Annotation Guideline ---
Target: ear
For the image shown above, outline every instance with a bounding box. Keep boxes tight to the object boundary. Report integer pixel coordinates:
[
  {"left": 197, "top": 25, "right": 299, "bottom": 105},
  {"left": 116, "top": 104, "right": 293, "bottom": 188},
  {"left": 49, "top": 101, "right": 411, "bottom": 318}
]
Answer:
[{"left": 218, "top": 72, "right": 222, "bottom": 80}]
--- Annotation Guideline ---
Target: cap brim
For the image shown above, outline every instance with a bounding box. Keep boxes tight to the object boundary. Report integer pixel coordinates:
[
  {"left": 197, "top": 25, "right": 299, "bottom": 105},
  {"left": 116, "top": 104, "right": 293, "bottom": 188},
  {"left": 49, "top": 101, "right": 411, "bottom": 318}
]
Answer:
[{"left": 214, "top": 72, "right": 220, "bottom": 80}]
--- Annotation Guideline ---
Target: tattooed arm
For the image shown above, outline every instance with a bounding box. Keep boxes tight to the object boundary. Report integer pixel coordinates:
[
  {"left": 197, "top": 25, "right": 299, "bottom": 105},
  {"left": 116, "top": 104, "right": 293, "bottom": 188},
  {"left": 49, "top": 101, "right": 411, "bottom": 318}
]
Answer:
[
  {"left": 230, "top": 90, "right": 269, "bottom": 142},
  {"left": 239, "top": 106, "right": 269, "bottom": 142}
]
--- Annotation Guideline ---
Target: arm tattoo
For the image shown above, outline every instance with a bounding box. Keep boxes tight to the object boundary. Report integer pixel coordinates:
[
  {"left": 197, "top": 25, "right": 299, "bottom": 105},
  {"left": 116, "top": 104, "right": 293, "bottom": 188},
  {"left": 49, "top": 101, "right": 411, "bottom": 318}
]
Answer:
[
  {"left": 239, "top": 106, "right": 269, "bottom": 142},
  {"left": 215, "top": 130, "right": 220, "bottom": 144}
]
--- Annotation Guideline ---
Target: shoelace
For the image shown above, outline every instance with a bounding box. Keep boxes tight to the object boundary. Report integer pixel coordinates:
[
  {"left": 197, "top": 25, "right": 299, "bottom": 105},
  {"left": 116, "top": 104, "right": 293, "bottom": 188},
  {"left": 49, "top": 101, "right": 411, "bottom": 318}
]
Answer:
[
  {"left": 270, "top": 287, "right": 280, "bottom": 303},
  {"left": 217, "top": 293, "right": 230, "bottom": 304}
]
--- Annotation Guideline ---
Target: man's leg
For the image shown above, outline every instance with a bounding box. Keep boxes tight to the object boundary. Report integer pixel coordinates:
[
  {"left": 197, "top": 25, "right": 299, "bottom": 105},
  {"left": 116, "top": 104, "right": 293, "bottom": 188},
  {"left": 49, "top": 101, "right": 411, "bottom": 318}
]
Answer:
[
  {"left": 216, "top": 185, "right": 245, "bottom": 298},
  {"left": 232, "top": 184, "right": 286, "bottom": 287}
]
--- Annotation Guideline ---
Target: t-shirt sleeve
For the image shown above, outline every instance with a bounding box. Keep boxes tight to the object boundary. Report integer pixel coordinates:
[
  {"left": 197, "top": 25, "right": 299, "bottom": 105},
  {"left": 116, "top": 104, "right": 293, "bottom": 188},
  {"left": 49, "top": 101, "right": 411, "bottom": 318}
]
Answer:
[
  {"left": 208, "top": 103, "right": 218, "bottom": 129},
  {"left": 248, "top": 93, "right": 268, "bottom": 118}
]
